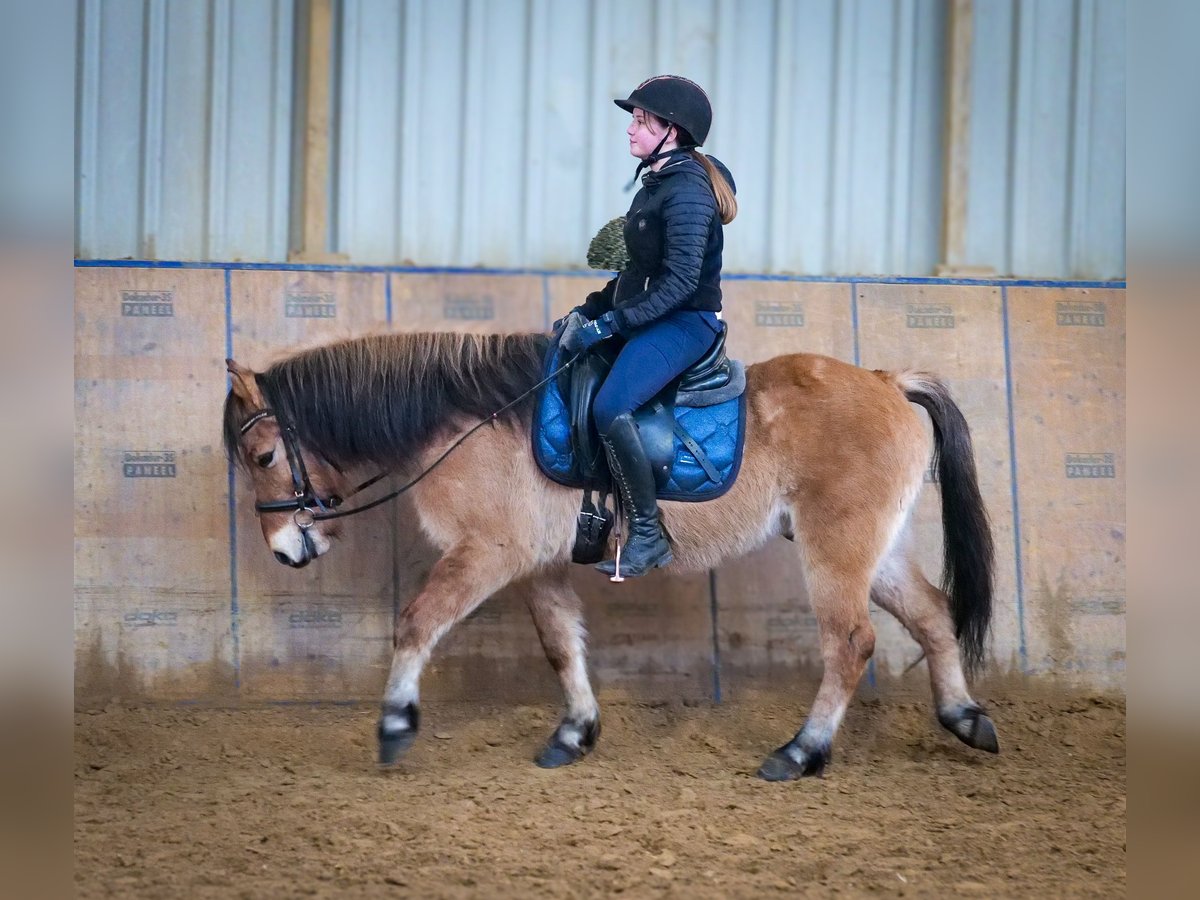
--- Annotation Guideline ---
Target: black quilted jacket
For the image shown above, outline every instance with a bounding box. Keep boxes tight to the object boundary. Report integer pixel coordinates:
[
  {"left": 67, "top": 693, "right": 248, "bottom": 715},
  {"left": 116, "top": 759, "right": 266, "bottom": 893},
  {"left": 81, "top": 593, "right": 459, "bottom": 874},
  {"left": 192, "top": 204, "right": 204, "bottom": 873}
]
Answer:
[{"left": 580, "top": 152, "right": 735, "bottom": 332}]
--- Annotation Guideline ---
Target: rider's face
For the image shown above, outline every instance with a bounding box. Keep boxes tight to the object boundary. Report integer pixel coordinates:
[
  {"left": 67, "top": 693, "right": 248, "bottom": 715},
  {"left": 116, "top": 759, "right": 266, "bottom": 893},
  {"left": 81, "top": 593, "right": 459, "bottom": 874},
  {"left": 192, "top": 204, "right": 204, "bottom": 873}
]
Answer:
[{"left": 627, "top": 108, "right": 675, "bottom": 160}]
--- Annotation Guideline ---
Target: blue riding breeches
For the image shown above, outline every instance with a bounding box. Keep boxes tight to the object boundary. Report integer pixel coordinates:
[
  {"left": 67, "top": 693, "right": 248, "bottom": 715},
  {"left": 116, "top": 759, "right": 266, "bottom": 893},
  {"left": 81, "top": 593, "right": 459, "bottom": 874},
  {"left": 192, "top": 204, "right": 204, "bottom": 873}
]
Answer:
[{"left": 592, "top": 310, "right": 723, "bottom": 435}]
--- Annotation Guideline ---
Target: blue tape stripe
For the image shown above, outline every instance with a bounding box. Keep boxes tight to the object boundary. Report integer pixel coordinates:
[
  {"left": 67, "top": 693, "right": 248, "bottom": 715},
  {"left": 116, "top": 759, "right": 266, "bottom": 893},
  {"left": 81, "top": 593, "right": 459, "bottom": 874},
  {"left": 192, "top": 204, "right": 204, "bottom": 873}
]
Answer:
[
  {"left": 1001, "top": 286, "right": 1028, "bottom": 671},
  {"left": 728, "top": 273, "right": 1125, "bottom": 289},
  {"left": 72, "top": 258, "right": 1125, "bottom": 290},
  {"left": 224, "top": 267, "right": 240, "bottom": 691},
  {"left": 385, "top": 271, "right": 393, "bottom": 325}
]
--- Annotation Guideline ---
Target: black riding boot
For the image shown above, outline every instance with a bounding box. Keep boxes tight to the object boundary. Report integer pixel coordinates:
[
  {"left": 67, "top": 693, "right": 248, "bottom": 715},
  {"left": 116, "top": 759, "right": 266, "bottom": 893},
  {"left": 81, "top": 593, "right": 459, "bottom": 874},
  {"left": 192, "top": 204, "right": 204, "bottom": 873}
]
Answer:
[{"left": 595, "top": 413, "right": 673, "bottom": 577}]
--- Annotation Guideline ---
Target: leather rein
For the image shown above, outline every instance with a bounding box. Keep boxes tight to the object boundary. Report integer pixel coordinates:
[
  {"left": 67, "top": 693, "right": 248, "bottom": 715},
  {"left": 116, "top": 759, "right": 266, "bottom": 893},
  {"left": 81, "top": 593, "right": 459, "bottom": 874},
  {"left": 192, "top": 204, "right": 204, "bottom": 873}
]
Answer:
[{"left": 237, "top": 352, "right": 579, "bottom": 530}]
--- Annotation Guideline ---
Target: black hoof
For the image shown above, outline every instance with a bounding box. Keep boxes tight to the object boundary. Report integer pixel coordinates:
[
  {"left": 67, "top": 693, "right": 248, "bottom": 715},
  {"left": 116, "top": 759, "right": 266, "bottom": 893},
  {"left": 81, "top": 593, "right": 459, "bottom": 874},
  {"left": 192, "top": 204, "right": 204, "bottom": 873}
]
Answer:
[
  {"left": 757, "top": 751, "right": 805, "bottom": 782},
  {"left": 535, "top": 741, "right": 582, "bottom": 768},
  {"left": 756, "top": 742, "right": 829, "bottom": 781},
  {"left": 378, "top": 731, "right": 417, "bottom": 766},
  {"left": 939, "top": 705, "right": 1000, "bottom": 754},
  {"left": 534, "top": 718, "right": 599, "bottom": 769},
  {"left": 377, "top": 702, "right": 419, "bottom": 766}
]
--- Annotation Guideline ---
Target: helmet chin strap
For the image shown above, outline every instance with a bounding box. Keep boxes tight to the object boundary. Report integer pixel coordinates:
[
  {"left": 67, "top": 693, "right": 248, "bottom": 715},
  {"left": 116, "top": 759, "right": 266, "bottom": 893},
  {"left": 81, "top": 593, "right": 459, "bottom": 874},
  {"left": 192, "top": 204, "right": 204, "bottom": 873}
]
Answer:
[{"left": 625, "top": 129, "right": 683, "bottom": 191}]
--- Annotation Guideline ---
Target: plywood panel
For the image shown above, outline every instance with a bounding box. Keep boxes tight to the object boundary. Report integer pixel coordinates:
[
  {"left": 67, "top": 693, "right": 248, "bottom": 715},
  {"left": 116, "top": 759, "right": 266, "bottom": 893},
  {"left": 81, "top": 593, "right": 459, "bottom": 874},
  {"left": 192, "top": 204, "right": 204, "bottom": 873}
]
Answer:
[
  {"left": 74, "top": 267, "right": 233, "bottom": 702},
  {"left": 424, "top": 581, "right": 559, "bottom": 704},
  {"left": 721, "top": 279, "right": 856, "bottom": 364},
  {"left": 546, "top": 277, "right": 857, "bottom": 363},
  {"left": 1008, "top": 287, "right": 1125, "bottom": 686},
  {"left": 714, "top": 540, "right": 821, "bottom": 687},
  {"left": 577, "top": 568, "right": 716, "bottom": 700},
  {"left": 390, "top": 273, "right": 544, "bottom": 333},
  {"left": 229, "top": 270, "right": 395, "bottom": 699},
  {"left": 545, "top": 274, "right": 618, "bottom": 327},
  {"left": 856, "top": 283, "right": 1021, "bottom": 676},
  {"left": 714, "top": 281, "right": 856, "bottom": 692},
  {"left": 75, "top": 268, "right": 1126, "bottom": 700}
]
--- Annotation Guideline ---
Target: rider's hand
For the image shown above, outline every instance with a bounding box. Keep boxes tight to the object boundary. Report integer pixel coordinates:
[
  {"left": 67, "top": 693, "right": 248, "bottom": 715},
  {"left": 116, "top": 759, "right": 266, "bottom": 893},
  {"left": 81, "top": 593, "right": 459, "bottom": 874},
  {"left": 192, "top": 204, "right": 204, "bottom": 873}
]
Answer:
[
  {"left": 562, "top": 312, "right": 618, "bottom": 355},
  {"left": 553, "top": 306, "right": 586, "bottom": 332}
]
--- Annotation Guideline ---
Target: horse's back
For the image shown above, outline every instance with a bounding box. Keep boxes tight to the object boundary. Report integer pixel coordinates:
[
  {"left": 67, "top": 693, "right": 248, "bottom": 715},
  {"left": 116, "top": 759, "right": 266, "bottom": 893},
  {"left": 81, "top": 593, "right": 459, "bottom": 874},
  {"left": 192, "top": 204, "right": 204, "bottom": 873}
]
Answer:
[
  {"left": 743, "top": 351, "right": 928, "bottom": 501},
  {"left": 746, "top": 352, "right": 921, "bottom": 434}
]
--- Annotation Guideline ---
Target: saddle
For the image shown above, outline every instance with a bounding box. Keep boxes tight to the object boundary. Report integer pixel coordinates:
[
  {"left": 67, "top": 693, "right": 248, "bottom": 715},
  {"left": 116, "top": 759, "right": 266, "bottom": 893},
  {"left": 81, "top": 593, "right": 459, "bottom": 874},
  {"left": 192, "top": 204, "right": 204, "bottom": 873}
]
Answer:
[
  {"left": 533, "top": 322, "right": 748, "bottom": 562},
  {"left": 559, "top": 324, "right": 740, "bottom": 490}
]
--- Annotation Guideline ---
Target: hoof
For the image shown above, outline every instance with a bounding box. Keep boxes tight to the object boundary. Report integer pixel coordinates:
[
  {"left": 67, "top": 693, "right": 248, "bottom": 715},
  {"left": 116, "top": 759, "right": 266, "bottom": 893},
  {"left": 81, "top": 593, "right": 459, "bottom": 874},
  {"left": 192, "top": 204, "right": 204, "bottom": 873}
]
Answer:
[
  {"left": 534, "top": 741, "right": 583, "bottom": 768},
  {"left": 534, "top": 718, "right": 599, "bottom": 769},
  {"left": 757, "top": 751, "right": 805, "bottom": 782},
  {"left": 377, "top": 702, "right": 419, "bottom": 766},
  {"left": 756, "top": 743, "right": 828, "bottom": 781},
  {"left": 940, "top": 705, "right": 1000, "bottom": 754},
  {"left": 378, "top": 730, "right": 417, "bottom": 766}
]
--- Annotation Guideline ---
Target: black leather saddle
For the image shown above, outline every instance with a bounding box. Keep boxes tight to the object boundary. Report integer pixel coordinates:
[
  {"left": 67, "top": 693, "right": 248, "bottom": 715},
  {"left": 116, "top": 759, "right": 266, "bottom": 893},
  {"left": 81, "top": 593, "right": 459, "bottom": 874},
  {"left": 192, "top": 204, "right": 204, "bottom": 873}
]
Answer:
[{"left": 559, "top": 322, "right": 733, "bottom": 492}]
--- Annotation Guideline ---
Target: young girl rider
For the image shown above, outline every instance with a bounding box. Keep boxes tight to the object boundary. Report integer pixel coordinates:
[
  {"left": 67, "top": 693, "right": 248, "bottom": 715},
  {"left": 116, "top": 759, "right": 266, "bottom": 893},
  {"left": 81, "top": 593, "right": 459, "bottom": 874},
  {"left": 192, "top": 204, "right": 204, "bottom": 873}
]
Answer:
[{"left": 561, "top": 75, "right": 737, "bottom": 578}]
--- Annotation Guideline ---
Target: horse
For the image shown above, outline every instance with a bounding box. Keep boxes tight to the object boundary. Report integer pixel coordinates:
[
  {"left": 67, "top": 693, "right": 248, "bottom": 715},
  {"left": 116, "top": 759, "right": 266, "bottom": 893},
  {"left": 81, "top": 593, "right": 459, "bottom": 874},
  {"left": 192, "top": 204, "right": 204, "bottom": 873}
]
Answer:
[{"left": 222, "top": 330, "right": 999, "bottom": 780}]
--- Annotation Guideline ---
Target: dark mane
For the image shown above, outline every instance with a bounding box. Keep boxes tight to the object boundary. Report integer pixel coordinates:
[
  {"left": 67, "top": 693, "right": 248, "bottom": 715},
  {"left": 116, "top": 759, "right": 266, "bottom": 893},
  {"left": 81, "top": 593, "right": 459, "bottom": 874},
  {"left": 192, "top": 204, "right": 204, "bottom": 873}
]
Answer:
[{"left": 223, "top": 331, "right": 550, "bottom": 469}]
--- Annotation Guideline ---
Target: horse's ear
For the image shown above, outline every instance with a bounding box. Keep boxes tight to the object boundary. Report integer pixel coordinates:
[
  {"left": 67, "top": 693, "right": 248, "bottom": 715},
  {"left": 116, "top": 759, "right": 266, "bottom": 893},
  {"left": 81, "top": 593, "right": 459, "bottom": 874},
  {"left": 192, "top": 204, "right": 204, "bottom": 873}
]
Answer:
[{"left": 226, "top": 358, "right": 264, "bottom": 407}]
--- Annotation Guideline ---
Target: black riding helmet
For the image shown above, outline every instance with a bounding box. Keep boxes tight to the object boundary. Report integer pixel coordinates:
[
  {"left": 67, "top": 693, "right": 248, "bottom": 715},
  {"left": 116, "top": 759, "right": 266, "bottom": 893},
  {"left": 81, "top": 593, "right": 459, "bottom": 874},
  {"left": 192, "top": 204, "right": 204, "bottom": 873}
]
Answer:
[{"left": 614, "top": 74, "right": 713, "bottom": 147}]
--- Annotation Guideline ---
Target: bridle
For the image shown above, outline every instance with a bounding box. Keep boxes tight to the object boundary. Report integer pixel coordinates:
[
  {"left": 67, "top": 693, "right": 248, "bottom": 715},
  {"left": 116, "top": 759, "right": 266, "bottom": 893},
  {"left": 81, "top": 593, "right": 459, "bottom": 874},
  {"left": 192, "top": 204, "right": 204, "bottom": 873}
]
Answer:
[
  {"left": 236, "top": 348, "right": 581, "bottom": 530},
  {"left": 238, "top": 408, "right": 386, "bottom": 528}
]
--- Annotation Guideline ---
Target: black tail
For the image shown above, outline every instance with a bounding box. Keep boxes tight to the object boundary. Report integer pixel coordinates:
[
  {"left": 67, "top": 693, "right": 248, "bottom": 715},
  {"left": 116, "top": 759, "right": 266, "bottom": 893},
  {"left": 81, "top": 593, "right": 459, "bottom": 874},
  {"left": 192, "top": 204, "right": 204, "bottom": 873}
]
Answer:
[{"left": 902, "top": 375, "right": 994, "bottom": 675}]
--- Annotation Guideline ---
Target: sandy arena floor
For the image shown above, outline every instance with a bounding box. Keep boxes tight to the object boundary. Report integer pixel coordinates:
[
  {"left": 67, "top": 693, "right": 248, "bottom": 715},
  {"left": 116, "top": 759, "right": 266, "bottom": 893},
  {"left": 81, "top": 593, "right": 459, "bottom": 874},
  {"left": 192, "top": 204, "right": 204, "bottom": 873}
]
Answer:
[{"left": 75, "top": 685, "right": 1125, "bottom": 898}]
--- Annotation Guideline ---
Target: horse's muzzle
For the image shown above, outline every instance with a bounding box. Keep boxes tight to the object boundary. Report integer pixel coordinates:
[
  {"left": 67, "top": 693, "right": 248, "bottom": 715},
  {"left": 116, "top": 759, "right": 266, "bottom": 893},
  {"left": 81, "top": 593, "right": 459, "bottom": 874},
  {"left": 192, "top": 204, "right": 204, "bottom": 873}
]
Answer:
[
  {"left": 274, "top": 528, "right": 318, "bottom": 568},
  {"left": 274, "top": 550, "right": 311, "bottom": 569}
]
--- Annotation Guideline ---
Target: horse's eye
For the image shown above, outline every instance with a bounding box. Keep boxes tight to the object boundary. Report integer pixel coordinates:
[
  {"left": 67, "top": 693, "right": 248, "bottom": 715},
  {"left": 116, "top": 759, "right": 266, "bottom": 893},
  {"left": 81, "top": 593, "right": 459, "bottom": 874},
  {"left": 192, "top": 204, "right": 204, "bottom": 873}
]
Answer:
[
  {"left": 328, "top": 495, "right": 343, "bottom": 508},
  {"left": 256, "top": 451, "right": 274, "bottom": 468}
]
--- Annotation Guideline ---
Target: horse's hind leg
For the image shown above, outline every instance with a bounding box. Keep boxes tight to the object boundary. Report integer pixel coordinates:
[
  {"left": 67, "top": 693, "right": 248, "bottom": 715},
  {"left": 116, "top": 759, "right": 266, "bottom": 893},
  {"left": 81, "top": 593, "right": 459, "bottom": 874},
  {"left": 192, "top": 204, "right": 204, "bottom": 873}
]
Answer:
[
  {"left": 757, "top": 560, "right": 876, "bottom": 782},
  {"left": 870, "top": 551, "right": 999, "bottom": 753},
  {"left": 378, "top": 541, "right": 518, "bottom": 765},
  {"left": 525, "top": 567, "right": 600, "bottom": 768}
]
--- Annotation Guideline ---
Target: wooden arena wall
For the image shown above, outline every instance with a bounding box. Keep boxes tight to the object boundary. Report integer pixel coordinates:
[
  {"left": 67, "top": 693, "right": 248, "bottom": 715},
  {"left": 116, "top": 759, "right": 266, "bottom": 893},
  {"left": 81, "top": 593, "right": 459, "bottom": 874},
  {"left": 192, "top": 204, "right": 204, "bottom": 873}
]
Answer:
[{"left": 74, "top": 264, "right": 1125, "bottom": 704}]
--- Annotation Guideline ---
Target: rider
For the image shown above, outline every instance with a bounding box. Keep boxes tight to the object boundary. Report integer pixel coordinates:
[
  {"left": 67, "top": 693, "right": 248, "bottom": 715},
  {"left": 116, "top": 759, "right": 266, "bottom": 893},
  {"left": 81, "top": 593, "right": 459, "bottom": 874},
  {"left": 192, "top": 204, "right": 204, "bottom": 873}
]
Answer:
[{"left": 561, "top": 75, "right": 737, "bottom": 578}]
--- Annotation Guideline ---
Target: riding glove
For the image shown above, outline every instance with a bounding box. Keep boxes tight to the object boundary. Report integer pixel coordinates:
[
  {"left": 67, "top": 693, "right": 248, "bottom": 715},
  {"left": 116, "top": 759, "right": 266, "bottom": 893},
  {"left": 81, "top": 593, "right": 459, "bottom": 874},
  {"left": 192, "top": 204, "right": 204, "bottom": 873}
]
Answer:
[
  {"left": 562, "top": 311, "right": 618, "bottom": 355},
  {"left": 552, "top": 306, "right": 586, "bottom": 332}
]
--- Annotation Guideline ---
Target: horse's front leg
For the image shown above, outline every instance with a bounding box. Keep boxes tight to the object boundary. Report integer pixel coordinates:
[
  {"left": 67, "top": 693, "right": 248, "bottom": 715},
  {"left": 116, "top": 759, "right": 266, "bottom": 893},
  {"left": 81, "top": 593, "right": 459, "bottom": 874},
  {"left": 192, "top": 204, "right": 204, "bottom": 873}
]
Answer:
[
  {"left": 525, "top": 566, "right": 600, "bottom": 768},
  {"left": 378, "top": 541, "right": 517, "bottom": 765}
]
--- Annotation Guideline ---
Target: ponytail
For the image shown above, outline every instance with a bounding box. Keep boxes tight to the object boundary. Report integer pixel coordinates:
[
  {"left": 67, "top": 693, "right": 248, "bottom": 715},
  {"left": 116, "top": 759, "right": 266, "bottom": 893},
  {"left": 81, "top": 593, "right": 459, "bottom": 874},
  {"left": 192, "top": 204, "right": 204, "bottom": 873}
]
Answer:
[
  {"left": 688, "top": 150, "right": 737, "bottom": 224},
  {"left": 649, "top": 114, "right": 738, "bottom": 224}
]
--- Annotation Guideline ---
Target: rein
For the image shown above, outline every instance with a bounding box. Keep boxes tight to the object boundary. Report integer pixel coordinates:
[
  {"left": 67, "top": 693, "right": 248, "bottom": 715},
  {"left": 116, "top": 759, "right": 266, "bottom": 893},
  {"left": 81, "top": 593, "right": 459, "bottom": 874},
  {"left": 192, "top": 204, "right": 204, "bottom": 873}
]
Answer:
[{"left": 239, "top": 352, "right": 580, "bottom": 529}]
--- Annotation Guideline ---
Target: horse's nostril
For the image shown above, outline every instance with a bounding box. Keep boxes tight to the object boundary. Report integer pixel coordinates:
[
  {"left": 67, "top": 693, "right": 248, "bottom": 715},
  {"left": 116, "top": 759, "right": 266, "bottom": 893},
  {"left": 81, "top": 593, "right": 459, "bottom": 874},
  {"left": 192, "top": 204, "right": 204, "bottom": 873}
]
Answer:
[{"left": 274, "top": 551, "right": 290, "bottom": 565}]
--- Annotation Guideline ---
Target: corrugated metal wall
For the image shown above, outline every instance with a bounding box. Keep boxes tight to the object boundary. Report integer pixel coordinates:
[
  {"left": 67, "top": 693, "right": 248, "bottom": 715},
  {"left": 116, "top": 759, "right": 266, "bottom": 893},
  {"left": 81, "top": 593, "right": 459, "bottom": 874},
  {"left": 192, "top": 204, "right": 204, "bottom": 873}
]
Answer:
[
  {"left": 76, "top": 0, "right": 1125, "bottom": 279},
  {"left": 966, "top": 0, "right": 1125, "bottom": 280},
  {"left": 76, "top": 0, "right": 294, "bottom": 261},
  {"left": 336, "top": 0, "right": 951, "bottom": 275}
]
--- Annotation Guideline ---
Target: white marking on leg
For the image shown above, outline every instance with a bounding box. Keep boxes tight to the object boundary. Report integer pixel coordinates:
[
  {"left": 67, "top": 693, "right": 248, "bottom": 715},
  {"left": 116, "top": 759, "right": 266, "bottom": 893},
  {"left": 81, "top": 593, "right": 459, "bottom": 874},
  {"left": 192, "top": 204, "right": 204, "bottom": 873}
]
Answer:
[
  {"left": 781, "top": 743, "right": 806, "bottom": 765},
  {"left": 561, "top": 618, "right": 598, "bottom": 724},
  {"left": 381, "top": 712, "right": 410, "bottom": 734},
  {"left": 384, "top": 648, "right": 430, "bottom": 712},
  {"left": 383, "top": 616, "right": 456, "bottom": 711},
  {"left": 555, "top": 722, "right": 583, "bottom": 749},
  {"left": 799, "top": 720, "right": 837, "bottom": 751}
]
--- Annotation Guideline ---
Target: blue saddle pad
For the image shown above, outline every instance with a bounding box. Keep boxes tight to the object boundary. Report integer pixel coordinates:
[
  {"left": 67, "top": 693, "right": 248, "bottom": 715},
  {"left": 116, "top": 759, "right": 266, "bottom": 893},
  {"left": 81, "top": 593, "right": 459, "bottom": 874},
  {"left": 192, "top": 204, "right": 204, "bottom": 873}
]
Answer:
[{"left": 532, "top": 342, "right": 747, "bottom": 502}]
